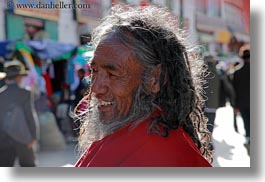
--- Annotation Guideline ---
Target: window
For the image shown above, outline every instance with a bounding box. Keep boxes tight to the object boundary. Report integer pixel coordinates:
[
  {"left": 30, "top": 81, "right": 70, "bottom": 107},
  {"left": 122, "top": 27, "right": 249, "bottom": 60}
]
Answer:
[
  {"left": 208, "top": 0, "right": 221, "bottom": 17},
  {"left": 196, "top": 0, "right": 207, "bottom": 14}
]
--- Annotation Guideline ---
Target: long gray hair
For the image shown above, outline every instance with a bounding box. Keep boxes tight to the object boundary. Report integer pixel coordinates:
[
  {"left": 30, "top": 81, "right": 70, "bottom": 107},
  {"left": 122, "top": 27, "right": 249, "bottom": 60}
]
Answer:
[{"left": 75, "top": 5, "right": 212, "bottom": 163}]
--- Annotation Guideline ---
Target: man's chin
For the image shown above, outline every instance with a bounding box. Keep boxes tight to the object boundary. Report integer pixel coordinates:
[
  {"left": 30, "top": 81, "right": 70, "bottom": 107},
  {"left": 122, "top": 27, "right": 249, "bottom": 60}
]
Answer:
[
  {"left": 99, "top": 114, "right": 116, "bottom": 125},
  {"left": 99, "top": 113, "right": 126, "bottom": 125},
  {"left": 100, "top": 119, "right": 114, "bottom": 125}
]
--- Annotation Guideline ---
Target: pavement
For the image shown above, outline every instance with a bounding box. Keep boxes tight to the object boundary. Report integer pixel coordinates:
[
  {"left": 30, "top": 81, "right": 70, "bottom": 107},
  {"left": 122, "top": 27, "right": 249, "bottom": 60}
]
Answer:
[
  {"left": 35, "top": 104, "right": 250, "bottom": 167},
  {"left": 36, "top": 142, "right": 79, "bottom": 167},
  {"left": 212, "top": 104, "right": 250, "bottom": 167}
]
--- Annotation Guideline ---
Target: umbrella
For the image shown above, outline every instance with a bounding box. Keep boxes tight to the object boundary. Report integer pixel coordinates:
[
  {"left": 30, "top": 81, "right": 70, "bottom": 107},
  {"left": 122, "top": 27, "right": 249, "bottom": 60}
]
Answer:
[
  {"left": 25, "top": 40, "right": 76, "bottom": 60},
  {"left": 72, "top": 51, "right": 94, "bottom": 66},
  {"left": 0, "top": 40, "right": 16, "bottom": 59}
]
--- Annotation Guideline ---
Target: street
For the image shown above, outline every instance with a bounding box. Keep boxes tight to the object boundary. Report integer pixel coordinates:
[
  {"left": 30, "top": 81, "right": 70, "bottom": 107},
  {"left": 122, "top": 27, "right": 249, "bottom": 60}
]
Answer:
[
  {"left": 35, "top": 104, "right": 250, "bottom": 167},
  {"left": 212, "top": 104, "right": 250, "bottom": 167}
]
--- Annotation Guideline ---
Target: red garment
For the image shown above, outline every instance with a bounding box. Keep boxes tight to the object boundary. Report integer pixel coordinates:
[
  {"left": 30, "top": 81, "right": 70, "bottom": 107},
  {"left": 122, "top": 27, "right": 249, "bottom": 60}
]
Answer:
[
  {"left": 42, "top": 73, "right": 53, "bottom": 97},
  {"left": 75, "top": 116, "right": 211, "bottom": 167}
]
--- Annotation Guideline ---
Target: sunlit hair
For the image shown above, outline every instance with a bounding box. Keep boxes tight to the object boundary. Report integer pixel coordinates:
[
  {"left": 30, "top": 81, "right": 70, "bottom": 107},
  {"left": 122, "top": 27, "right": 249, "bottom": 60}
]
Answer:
[{"left": 74, "top": 5, "right": 212, "bottom": 163}]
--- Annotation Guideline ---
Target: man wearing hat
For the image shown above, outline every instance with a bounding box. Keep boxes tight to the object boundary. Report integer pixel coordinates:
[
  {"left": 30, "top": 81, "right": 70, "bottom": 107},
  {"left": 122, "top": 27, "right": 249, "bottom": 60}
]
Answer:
[{"left": 0, "top": 60, "right": 39, "bottom": 167}]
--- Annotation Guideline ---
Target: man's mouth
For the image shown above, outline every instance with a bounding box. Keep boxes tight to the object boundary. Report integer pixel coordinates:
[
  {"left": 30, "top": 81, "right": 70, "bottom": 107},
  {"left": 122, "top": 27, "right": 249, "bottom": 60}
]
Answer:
[{"left": 98, "top": 100, "right": 114, "bottom": 110}]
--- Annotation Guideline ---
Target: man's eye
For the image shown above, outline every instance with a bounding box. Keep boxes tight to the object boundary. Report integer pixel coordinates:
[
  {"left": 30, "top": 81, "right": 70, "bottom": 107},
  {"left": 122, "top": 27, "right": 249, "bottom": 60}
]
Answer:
[
  {"left": 91, "top": 68, "right": 98, "bottom": 73},
  {"left": 108, "top": 72, "right": 117, "bottom": 78}
]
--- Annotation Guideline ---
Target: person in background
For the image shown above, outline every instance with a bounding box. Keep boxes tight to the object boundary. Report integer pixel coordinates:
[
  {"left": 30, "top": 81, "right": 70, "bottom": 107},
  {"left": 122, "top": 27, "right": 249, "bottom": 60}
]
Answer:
[
  {"left": 203, "top": 53, "right": 221, "bottom": 149},
  {"left": 74, "top": 68, "right": 88, "bottom": 107},
  {"left": 0, "top": 61, "right": 8, "bottom": 159},
  {"left": 0, "top": 60, "right": 39, "bottom": 167},
  {"left": 71, "top": 68, "right": 90, "bottom": 138},
  {"left": 232, "top": 44, "right": 250, "bottom": 155},
  {"left": 0, "top": 58, "right": 6, "bottom": 89},
  {"left": 74, "top": 5, "right": 212, "bottom": 167}
]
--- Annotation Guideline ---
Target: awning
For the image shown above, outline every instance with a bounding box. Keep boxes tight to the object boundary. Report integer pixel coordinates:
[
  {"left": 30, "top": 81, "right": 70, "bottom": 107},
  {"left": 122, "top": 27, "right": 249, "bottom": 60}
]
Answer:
[{"left": 25, "top": 40, "right": 77, "bottom": 60}]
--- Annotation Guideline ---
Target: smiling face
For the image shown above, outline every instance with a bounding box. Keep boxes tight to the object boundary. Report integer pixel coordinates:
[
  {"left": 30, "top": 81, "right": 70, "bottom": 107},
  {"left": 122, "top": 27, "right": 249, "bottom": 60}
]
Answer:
[{"left": 90, "top": 35, "right": 143, "bottom": 124}]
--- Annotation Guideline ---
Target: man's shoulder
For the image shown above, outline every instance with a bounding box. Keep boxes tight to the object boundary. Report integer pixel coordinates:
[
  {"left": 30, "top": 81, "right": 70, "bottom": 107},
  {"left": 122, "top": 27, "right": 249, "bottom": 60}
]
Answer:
[
  {"left": 112, "top": 123, "right": 197, "bottom": 153},
  {"left": 82, "top": 123, "right": 211, "bottom": 167},
  {"left": 7, "top": 86, "right": 31, "bottom": 99},
  {"left": 117, "top": 126, "right": 210, "bottom": 166},
  {"left": 144, "top": 127, "right": 196, "bottom": 149},
  {"left": 16, "top": 86, "right": 31, "bottom": 94}
]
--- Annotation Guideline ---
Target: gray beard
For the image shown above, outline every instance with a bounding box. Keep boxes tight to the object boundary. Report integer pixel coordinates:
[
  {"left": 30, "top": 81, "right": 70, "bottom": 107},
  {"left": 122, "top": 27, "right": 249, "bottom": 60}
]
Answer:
[{"left": 77, "top": 86, "right": 153, "bottom": 155}]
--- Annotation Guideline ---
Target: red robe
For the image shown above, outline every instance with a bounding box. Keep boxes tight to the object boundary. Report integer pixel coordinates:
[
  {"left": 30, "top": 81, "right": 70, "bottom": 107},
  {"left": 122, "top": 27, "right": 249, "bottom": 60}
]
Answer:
[{"left": 75, "top": 117, "right": 211, "bottom": 167}]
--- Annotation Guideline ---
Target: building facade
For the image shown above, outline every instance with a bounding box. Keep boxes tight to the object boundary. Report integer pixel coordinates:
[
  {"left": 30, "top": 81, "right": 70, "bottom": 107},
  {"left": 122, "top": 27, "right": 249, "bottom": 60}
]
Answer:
[
  {"left": 0, "top": 0, "right": 249, "bottom": 52},
  {"left": 0, "top": 0, "right": 112, "bottom": 45},
  {"left": 195, "top": 0, "right": 249, "bottom": 55}
]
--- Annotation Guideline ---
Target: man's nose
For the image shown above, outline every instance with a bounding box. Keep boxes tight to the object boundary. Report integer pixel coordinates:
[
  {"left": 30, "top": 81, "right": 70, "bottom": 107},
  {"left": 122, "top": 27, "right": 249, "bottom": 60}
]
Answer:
[{"left": 90, "top": 74, "right": 108, "bottom": 97}]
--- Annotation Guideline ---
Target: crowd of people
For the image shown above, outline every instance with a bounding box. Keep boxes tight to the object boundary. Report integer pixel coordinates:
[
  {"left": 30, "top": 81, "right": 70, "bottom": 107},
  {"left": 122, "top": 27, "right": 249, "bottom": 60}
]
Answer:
[
  {"left": 0, "top": 5, "right": 250, "bottom": 167},
  {"left": 203, "top": 44, "right": 250, "bottom": 154}
]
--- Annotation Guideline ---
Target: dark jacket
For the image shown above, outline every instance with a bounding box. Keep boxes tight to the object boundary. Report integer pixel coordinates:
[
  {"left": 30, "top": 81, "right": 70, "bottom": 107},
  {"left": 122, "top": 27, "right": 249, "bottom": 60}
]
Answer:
[
  {"left": 74, "top": 78, "right": 88, "bottom": 106},
  {"left": 0, "top": 83, "right": 39, "bottom": 144},
  {"left": 205, "top": 63, "right": 220, "bottom": 110},
  {"left": 233, "top": 61, "right": 250, "bottom": 110}
]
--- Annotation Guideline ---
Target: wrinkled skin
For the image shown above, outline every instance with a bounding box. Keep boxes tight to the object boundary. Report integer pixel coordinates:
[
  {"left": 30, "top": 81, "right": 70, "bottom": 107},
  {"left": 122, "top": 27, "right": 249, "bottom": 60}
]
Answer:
[{"left": 90, "top": 35, "right": 143, "bottom": 124}]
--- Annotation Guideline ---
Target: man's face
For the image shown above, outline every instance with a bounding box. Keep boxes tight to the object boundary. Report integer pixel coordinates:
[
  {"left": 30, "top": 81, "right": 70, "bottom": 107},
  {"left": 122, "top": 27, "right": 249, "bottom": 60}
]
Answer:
[
  {"left": 77, "top": 70, "right": 84, "bottom": 78},
  {"left": 90, "top": 36, "right": 143, "bottom": 124}
]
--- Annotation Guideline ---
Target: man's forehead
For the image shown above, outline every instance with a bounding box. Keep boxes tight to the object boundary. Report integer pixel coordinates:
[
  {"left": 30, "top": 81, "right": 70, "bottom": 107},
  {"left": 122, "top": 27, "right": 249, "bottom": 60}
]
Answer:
[
  {"left": 92, "top": 37, "right": 135, "bottom": 67},
  {"left": 97, "top": 34, "right": 130, "bottom": 51}
]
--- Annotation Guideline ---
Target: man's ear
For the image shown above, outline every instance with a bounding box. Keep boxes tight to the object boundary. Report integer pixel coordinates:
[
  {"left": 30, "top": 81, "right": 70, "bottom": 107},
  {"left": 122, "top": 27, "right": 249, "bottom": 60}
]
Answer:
[{"left": 147, "top": 64, "right": 161, "bottom": 94}]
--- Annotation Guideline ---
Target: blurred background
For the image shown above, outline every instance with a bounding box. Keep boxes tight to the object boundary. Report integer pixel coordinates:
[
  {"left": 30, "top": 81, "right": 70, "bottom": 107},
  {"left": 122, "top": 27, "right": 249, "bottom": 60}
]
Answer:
[{"left": 0, "top": 0, "right": 250, "bottom": 167}]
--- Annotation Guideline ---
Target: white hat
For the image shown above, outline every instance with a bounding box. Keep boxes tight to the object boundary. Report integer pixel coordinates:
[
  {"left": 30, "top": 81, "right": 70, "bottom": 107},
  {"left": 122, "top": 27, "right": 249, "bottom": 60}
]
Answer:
[{"left": 4, "top": 60, "right": 29, "bottom": 79}]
